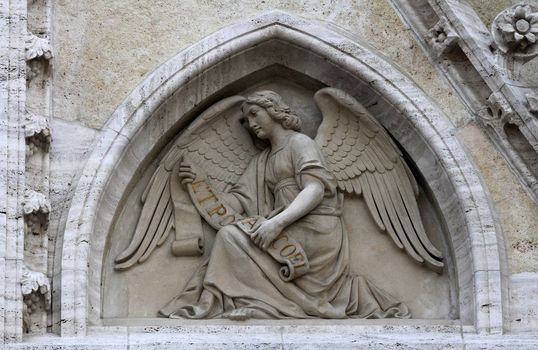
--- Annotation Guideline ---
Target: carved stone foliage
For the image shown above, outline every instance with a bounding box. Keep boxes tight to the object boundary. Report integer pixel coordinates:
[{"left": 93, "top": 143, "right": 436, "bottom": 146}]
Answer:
[
  {"left": 20, "top": 0, "right": 54, "bottom": 339},
  {"left": 25, "top": 32, "right": 53, "bottom": 61},
  {"left": 23, "top": 190, "right": 50, "bottom": 235},
  {"left": 427, "top": 19, "right": 459, "bottom": 57},
  {"left": 25, "top": 32, "right": 53, "bottom": 81},
  {"left": 21, "top": 266, "right": 50, "bottom": 333},
  {"left": 493, "top": 4, "right": 538, "bottom": 56},
  {"left": 25, "top": 111, "right": 51, "bottom": 156}
]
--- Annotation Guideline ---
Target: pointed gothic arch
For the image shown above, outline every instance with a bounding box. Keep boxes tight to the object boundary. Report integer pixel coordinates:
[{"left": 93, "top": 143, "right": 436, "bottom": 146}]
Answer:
[{"left": 57, "top": 11, "right": 504, "bottom": 336}]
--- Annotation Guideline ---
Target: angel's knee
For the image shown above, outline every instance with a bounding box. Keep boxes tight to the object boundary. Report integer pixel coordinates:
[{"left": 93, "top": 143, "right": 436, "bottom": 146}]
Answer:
[{"left": 217, "top": 225, "right": 244, "bottom": 245}]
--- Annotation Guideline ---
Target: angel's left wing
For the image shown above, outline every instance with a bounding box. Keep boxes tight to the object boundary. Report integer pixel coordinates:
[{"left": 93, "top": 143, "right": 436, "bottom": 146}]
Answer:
[
  {"left": 115, "top": 95, "right": 257, "bottom": 270},
  {"left": 314, "top": 88, "right": 444, "bottom": 272}
]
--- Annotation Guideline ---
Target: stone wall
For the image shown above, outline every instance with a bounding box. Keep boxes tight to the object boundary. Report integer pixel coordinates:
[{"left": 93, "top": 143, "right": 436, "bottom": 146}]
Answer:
[{"left": 51, "top": 0, "right": 538, "bottom": 277}]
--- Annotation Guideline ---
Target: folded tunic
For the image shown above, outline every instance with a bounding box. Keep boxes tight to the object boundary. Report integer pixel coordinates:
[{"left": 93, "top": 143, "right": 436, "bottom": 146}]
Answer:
[{"left": 160, "top": 132, "right": 409, "bottom": 319}]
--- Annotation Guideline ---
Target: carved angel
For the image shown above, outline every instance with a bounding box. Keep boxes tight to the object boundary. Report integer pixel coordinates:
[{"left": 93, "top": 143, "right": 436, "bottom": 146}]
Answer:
[{"left": 115, "top": 88, "right": 443, "bottom": 320}]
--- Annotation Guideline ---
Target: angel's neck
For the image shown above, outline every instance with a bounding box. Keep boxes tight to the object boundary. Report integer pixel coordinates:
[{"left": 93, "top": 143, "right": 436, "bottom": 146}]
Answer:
[{"left": 268, "top": 128, "right": 294, "bottom": 148}]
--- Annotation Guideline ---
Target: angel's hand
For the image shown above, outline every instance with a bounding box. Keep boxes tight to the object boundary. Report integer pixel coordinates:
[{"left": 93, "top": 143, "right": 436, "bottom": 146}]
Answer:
[
  {"left": 178, "top": 160, "right": 197, "bottom": 185},
  {"left": 250, "top": 219, "right": 284, "bottom": 251}
]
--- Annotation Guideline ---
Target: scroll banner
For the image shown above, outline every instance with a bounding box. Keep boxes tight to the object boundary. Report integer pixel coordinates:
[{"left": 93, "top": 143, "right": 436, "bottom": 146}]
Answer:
[
  {"left": 235, "top": 216, "right": 310, "bottom": 282},
  {"left": 186, "top": 175, "right": 310, "bottom": 282},
  {"left": 170, "top": 161, "right": 205, "bottom": 256}
]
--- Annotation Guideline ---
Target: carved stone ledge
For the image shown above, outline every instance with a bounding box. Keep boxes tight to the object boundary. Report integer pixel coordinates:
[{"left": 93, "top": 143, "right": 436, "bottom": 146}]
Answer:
[
  {"left": 427, "top": 19, "right": 459, "bottom": 57},
  {"left": 25, "top": 32, "right": 53, "bottom": 61},
  {"left": 21, "top": 266, "right": 50, "bottom": 333},
  {"left": 25, "top": 111, "right": 51, "bottom": 156},
  {"left": 22, "top": 190, "right": 50, "bottom": 235}
]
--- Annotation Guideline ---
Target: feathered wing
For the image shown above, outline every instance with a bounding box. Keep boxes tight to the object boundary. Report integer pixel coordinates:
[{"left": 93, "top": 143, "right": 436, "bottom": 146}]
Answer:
[
  {"left": 314, "top": 88, "right": 444, "bottom": 272},
  {"left": 114, "top": 95, "right": 258, "bottom": 269}
]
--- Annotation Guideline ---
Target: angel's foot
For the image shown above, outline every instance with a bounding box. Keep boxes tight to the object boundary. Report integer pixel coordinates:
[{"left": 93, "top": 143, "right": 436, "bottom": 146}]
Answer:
[{"left": 228, "top": 308, "right": 254, "bottom": 321}]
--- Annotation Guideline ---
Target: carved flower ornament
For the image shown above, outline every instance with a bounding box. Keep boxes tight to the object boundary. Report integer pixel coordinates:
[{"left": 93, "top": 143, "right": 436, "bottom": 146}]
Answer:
[{"left": 494, "top": 4, "right": 538, "bottom": 53}]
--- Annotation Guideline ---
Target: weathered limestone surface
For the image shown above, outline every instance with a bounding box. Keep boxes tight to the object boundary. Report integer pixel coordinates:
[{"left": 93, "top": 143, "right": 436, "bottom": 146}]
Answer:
[
  {"left": 52, "top": 0, "right": 471, "bottom": 129},
  {"left": 469, "top": 0, "right": 513, "bottom": 27},
  {"left": 459, "top": 123, "right": 538, "bottom": 274},
  {"left": 1, "top": 0, "right": 28, "bottom": 343}
]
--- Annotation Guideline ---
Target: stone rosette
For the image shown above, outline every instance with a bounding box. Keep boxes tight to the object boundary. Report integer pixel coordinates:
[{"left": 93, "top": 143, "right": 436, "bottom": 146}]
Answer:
[{"left": 492, "top": 3, "right": 538, "bottom": 59}]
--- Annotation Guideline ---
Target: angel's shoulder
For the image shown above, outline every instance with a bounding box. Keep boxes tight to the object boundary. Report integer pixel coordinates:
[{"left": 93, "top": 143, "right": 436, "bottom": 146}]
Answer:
[{"left": 288, "top": 132, "right": 317, "bottom": 149}]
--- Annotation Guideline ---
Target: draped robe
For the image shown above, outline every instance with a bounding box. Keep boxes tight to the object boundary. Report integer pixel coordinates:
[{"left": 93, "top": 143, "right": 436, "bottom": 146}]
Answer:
[{"left": 160, "top": 132, "right": 409, "bottom": 319}]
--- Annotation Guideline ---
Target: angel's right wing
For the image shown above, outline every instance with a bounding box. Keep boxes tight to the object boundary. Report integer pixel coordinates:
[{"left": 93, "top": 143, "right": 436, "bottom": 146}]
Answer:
[
  {"left": 114, "top": 95, "right": 258, "bottom": 270},
  {"left": 314, "top": 88, "right": 444, "bottom": 273}
]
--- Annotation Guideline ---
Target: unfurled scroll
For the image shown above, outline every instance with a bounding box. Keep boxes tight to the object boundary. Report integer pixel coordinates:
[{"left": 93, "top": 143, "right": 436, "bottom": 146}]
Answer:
[
  {"left": 235, "top": 216, "right": 310, "bottom": 282},
  {"left": 186, "top": 173, "right": 310, "bottom": 282},
  {"left": 186, "top": 178, "right": 243, "bottom": 230},
  {"left": 170, "top": 161, "right": 205, "bottom": 256}
]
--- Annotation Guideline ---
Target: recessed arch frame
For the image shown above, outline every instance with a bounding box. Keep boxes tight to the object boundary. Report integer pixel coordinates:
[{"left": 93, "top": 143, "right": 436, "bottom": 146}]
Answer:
[{"left": 57, "top": 11, "right": 504, "bottom": 336}]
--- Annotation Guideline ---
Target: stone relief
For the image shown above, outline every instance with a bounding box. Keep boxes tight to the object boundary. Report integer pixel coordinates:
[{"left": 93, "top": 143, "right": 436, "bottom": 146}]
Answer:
[
  {"left": 21, "top": 265, "right": 50, "bottom": 333},
  {"left": 23, "top": 189, "right": 50, "bottom": 236},
  {"left": 25, "top": 32, "right": 53, "bottom": 61},
  {"left": 481, "top": 92, "right": 520, "bottom": 128},
  {"left": 493, "top": 4, "right": 538, "bottom": 55},
  {"left": 25, "top": 32, "right": 53, "bottom": 81},
  {"left": 393, "top": 1, "right": 538, "bottom": 205},
  {"left": 25, "top": 111, "right": 51, "bottom": 156},
  {"left": 427, "top": 19, "right": 459, "bottom": 57},
  {"left": 492, "top": 3, "right": 538, "bottom": 79},
  {"left": 114, "top": 88, "right": 444, "bottom": 320}
]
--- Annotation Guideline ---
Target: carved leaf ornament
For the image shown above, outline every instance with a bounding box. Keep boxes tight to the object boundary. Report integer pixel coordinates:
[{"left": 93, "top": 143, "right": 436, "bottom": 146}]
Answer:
[
  {"left": 25, "top": 112, "right": 52, "bottom": 156},
  {"left": 21, "top": 266, "right": 50, "bottom": 332},
  {"left": 115, "top": 88, "right": 444, "bottom": 272},
  {"left": 25, "top": 33, "right": 53, "bottom": 61}
]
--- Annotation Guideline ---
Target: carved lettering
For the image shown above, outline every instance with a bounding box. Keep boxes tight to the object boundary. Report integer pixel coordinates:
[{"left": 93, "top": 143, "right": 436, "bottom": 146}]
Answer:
[
  {"left": 219, "top": 215, "right": 236, "bottom": 226},
  {"left": 198, "top": 191, "right": 218, "bottom": 204},
  {"left": 289, "top": 252, "right": 306, "bottom": 267},
  {"left": 208, "top": 203, "right": 227, "bottom": 217},
  {"left": 271, "top": 234, "right": 288, "bottom": 249},
  {"left": 280, "top": 244, "right": 297, "bottom": 257},
  {"left": 191, "top": 179, "right": 207, "bottom": 190}
]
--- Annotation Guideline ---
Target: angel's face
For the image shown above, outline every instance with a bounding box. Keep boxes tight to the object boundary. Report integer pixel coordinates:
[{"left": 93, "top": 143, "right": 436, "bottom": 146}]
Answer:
[{"left": 244, "top": 104, "right": 277, "bottom": 140}]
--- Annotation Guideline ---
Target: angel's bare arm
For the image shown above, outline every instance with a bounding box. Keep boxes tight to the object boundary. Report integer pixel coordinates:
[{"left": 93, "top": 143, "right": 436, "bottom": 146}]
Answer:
[
  {"left": 251, "top": 175, "right": 324, "bottom": 250},
  {"left": 272, "top": 175, "right": 324, "bottom": 228}
]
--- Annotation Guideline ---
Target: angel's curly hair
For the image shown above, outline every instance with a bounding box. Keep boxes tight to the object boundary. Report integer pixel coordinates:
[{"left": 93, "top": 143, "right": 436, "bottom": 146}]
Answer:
[{"left": 242, "top": 91, "right": 302, "bottom": 131}]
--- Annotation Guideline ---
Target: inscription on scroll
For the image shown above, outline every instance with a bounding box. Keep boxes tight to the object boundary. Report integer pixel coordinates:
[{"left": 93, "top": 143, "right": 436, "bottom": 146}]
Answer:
[
  {"left": 187, "top": 176, "right": 310, "bottom": 281},
  {"left": 187, "top": 178, "right": 241, "bottom": 230},
  {"left": 236, "top": 216, "right": 310, "bottom": 282}
]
